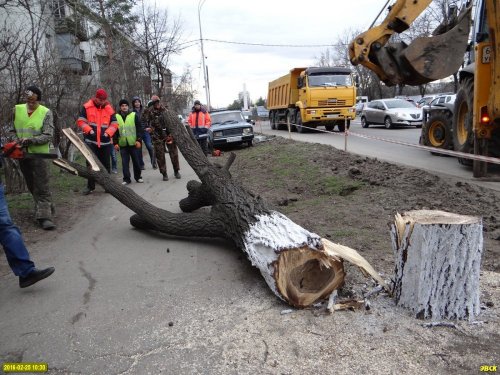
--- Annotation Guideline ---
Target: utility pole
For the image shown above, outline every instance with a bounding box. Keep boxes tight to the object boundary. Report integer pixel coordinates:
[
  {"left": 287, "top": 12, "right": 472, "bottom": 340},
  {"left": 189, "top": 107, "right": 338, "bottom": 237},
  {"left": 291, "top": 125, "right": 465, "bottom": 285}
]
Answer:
[{"left": 198, "top": 0, "right": 211, "bottom": 110}]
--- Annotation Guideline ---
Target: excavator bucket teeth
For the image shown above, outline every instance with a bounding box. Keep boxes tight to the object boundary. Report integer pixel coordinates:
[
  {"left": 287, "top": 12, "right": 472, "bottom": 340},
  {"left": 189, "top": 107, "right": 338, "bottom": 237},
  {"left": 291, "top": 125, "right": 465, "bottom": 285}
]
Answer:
[{"left": 372, "top": 4, "right": 472, "bottom": 86}]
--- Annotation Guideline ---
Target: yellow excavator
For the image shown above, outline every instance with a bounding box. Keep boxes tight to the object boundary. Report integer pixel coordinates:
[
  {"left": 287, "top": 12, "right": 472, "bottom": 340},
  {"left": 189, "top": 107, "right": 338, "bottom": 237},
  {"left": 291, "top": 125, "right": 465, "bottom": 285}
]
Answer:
[{"left": 349, "top": 0, "right": 499, "bottom": 177}]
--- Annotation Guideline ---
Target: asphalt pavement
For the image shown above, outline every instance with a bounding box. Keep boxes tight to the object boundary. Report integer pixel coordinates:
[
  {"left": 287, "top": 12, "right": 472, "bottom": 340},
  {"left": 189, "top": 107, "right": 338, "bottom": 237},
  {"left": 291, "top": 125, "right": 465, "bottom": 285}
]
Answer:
[{"left": 0, "top": 156, "right": 274, "bottom": 374}]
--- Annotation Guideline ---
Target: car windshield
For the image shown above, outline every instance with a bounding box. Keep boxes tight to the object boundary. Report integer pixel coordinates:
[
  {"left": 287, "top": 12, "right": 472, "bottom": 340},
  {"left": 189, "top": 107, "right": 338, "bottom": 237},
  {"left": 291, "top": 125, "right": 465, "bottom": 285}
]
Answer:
[
  {"left": 210, "top": 112, "right": 245, "bottom": 125},
  {"left": 308, "top": 73, "right": 352, "bottom": 87},
  {"left": 383, "top": 99, "right": 416, "bottom": 109}
]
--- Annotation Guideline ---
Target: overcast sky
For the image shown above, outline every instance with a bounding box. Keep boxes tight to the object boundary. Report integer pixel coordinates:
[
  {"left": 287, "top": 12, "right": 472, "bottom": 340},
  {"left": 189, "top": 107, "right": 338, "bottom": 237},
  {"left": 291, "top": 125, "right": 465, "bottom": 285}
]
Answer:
[{"left": 161, "top": 0, "right": 386, "bottom": 108}]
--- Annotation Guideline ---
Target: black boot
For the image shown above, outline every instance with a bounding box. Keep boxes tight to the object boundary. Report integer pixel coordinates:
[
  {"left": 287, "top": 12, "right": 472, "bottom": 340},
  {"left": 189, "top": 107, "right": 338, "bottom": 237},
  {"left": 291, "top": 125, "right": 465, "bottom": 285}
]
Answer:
[
  {"left": 38, "top": 219, "right": 56, "bottom": 230},
  {"left": 19, "top": 267, "right": 55, "bottom": 288}
]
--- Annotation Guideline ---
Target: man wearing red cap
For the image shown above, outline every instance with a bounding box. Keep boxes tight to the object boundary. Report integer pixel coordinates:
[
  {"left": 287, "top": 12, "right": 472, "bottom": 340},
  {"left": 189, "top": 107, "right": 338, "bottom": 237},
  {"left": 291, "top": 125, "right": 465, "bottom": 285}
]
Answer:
[{"left": 77, "top": 89, "right": 118, "bottom": 195}]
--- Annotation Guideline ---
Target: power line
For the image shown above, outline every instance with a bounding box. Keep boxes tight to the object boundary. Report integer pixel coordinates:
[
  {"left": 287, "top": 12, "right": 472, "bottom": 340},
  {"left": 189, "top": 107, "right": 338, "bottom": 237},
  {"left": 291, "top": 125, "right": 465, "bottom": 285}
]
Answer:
[
  {"left": 178, "top": 38, "right": 349, "bottom": 49},
  {"left": 203, "top": 38, "right": 338, "bottom": 48}
]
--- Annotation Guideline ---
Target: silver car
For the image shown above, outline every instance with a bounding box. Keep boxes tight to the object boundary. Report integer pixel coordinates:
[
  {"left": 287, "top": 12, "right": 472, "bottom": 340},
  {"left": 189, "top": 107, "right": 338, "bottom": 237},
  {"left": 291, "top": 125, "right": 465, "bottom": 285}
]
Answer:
[{"left": 361, "top": 99, "right": 423, "bottom": 129}]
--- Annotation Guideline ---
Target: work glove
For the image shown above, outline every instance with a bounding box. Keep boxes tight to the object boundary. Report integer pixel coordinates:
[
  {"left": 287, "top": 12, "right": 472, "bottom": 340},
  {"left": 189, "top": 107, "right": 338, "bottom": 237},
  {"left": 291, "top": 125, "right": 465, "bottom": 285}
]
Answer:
[
  {"left": 82, "top": 125, "right": 93, "bottom": 135},
  {"left": 114, "top": 144, "right": 119, "bottom": 151},
  {"left": 135, "top": 141, "right": 141, "bottom": 149}
]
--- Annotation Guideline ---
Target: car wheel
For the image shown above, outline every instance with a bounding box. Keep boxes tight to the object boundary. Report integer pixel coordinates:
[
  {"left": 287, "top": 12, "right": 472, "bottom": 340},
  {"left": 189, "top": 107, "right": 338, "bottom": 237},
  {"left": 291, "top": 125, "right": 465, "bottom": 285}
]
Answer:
[
  {"left": 361, "top": 117, "right": 369, "bottom": 128},
  {"left": 247, "top": 140, "right": 253, "bottom": 147},
  {"left": 296, "top": 110, "right": 306, "bottom": 133},
  {"left": 384, "top": 117, "right": 394, "bottom": 129}
]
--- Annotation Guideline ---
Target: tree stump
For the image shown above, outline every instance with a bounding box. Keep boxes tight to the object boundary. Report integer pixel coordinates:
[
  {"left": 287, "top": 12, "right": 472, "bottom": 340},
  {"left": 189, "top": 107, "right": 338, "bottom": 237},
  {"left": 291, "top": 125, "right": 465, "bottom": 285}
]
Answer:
[{"left": 390, "top": 210, "right": 483, "bottom": 320}]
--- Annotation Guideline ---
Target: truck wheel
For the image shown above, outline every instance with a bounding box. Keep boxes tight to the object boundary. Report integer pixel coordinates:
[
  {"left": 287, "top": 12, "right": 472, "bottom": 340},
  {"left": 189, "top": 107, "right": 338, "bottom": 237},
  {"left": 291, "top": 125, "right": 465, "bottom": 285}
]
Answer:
[
  {"left": 287, "top": 111, "right": 297, "bottom": 132},
  {"left": 296, "top": 111, "right": 306, "bottom": 133},
  {"left": 337, "top": 122, "right": 346, "bottom": 132},
  {"left": 361, "top": 117, "right": 369, "bottom": 128},
  {"left": 422, "top": 113, "right": 452, "bottom": 152},
  {"left": 453, "top": 76, "right": 474, "bottom": 160},
  {"left": 325, "top": 124, "right": 334, "bottom": 131},
  {"left": 270, "top": 112, "right": 276, "bottom": 130}
]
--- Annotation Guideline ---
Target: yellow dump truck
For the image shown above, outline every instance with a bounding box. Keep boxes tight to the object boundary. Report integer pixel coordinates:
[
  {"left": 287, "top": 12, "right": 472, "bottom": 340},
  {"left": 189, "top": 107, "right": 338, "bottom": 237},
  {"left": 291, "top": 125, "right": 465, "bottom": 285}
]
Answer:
[{"left": 267, "top": 67, "right": 356, "bottom": 133}]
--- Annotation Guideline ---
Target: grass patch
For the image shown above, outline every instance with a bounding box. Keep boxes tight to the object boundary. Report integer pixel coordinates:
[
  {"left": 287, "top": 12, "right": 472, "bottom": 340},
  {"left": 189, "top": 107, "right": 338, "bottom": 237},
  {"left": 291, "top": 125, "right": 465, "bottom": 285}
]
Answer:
[
  {"left": 323, "top": 176, "right": 363, "bottom": 196},
  {"left": 5, "top": 192, "right": 33, "bottom": 210},
  {"left": 237, "top": 141, "right": 364, "bottom": 197}
]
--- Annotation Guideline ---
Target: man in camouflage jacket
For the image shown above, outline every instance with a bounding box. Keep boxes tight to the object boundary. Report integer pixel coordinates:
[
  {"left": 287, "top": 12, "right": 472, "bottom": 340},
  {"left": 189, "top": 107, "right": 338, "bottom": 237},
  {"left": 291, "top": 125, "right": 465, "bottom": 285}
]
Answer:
[{"left": 141, "top": 95, "right": 180, "bottom": 181}]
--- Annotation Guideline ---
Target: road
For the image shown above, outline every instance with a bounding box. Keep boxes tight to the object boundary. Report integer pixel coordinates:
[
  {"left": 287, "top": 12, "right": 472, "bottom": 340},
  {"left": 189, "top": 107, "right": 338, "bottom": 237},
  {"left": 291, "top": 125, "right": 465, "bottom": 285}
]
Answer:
[{"left": 255, "top": 118, "right": 500, "bottom": 192}]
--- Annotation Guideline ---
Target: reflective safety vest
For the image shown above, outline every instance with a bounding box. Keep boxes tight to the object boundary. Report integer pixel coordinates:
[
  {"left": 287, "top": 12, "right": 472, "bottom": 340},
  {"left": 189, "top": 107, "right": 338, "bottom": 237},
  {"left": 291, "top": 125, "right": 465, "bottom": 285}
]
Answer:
[
  {"left": 116, "top": 112, "right": 137, "bottom": 147},
  {"left": 80, "top": 100, "right": 115, "bottom": 147},
  {"left": 14, "top": 104, "right": 50, "bottom": 154}
]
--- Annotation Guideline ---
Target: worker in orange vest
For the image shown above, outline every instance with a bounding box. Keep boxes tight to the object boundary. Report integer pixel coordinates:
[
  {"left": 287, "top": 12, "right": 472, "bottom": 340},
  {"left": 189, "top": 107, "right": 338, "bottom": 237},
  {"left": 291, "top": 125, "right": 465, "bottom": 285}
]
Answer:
[
  {"left": 187, "top": 100, "right": 211, "bottom": 155},
  {"left": 76, "top": 88, "right": 118, "bottom": 195}
]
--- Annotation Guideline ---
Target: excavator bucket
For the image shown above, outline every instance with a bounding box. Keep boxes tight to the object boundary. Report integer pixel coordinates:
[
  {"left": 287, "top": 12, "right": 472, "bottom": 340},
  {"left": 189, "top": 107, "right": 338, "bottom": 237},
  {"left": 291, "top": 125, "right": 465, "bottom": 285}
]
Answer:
[{"left": 371, "top": 4, "right": 472, "bottom": 86}]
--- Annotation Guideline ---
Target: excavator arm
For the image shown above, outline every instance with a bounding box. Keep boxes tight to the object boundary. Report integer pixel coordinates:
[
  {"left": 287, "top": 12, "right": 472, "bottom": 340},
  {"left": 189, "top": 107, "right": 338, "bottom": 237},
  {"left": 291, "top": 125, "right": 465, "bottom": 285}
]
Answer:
[{"left": 349, "top": 0, "right": 472, "bottom": 86}]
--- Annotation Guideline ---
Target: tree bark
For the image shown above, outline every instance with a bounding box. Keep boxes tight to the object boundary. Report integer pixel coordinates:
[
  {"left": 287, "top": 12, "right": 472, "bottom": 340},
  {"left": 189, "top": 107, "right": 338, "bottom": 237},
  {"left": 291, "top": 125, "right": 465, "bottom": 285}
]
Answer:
[
  {"left": 390, "top": 210, "right": 483, "bottom": 320},
  {"left": 55, "top": 110, "right": 386, "bottom": 307}
]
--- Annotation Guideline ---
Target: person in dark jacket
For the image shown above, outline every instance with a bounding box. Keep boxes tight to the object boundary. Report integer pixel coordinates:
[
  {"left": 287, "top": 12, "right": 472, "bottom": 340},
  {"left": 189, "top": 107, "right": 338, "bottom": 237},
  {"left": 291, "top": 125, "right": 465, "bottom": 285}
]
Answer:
[
  {"left": 114, "top": 99, "right": 143, "bottom": 185},
  {"left": 141, "top": 95, "right": 181, "bottom": 181},
  {"left": 76, "top": 89, "right": 118, "bottom": 195},
  {"left": 131, "top": 96, "right": 156, "bottom": 170}
]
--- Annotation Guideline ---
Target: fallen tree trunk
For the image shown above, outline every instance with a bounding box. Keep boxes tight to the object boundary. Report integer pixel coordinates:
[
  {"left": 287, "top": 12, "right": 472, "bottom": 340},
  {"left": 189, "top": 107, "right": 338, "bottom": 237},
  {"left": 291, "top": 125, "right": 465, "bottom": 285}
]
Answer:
[
  {"left": 55, "top": 111, "right": 386, "bottom": 307},
  {"left": 390, "top": 210, "right": 483, "bottom": 320}
]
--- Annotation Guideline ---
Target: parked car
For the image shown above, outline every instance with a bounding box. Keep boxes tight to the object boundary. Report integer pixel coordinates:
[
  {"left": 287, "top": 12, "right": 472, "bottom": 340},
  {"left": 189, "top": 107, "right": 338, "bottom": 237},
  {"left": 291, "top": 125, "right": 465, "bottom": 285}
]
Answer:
[
  {"left": 416, "top": 95, "right": 438, "bottom": 108},
  {"left": 356, "top": 96, "right": 369, "bottom": 114},
  {"left": 394, "top": 96, "right": 417, "bottom": 106},
  {"left": 241, "top": 110, "right": 255, "bottom": 125},
  {"left": 256, "top": 105, "right": 269, "bottom": 118},
  {"left": 355, "top": 101, "right": 366, "bottom": 115},
  {"left": 361, "top": 98, "right": 423, "bottom": 129},
  {"left": 428, "top": 94, "right": 456, "bottom": 110},
  {"left": 208, "top": 110, "right": 254, "bottom": 151}
]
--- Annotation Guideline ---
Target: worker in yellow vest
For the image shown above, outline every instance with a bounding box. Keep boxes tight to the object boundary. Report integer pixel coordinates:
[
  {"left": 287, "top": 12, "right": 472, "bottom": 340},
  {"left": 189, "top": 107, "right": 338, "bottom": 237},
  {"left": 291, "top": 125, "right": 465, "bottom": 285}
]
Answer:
[
  {"left": 12, "top": 86, "right": 55, "bottom": 230},
  {"left": 114, "top": 99, "right": 143, "bottom": 185}
]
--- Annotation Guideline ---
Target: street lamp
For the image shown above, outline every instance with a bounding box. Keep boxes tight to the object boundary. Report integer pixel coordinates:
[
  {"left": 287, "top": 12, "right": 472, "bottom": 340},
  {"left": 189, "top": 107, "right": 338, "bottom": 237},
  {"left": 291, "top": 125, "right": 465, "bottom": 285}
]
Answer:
[{"left": 198, "top": 0, "right": 211, "bottom": 110}]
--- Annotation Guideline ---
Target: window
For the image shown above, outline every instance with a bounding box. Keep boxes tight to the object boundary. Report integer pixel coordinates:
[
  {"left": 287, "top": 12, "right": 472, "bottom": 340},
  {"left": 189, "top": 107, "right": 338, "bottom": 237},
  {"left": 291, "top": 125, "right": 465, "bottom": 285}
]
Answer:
[
  {"left": 308, "top": 74, "right": 352, "bottom": 87},
  {"left": 52, "top": 0, "right": 65, "bottom": 19}
]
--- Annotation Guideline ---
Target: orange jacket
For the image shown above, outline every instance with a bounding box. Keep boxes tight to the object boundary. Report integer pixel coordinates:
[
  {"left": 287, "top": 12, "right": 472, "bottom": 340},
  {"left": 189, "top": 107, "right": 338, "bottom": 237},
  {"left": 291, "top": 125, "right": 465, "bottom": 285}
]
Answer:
[
  {"left": 187, "top": 110, "right": 211, "bottom": 138},
  {"left": 77, "top": 99, "right": 118, "bottom": 147}
]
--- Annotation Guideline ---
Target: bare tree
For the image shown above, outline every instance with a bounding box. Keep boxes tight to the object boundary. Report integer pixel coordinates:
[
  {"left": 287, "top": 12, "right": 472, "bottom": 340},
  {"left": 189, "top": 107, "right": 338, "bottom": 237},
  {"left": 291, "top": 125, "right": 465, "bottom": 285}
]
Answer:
[{"left": 136, "top": 0, "right": 183, "bottom": 97}]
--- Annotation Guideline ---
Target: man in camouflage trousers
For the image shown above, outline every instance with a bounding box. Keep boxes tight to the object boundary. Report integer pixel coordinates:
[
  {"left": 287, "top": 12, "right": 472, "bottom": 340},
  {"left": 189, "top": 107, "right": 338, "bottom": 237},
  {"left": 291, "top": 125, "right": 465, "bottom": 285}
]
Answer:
[
  {"left": 12, "top": 86, "right": 55, "bottom": 230},
  {"left": 141, "top": 95, "right": 181, "bottom": 181}
]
